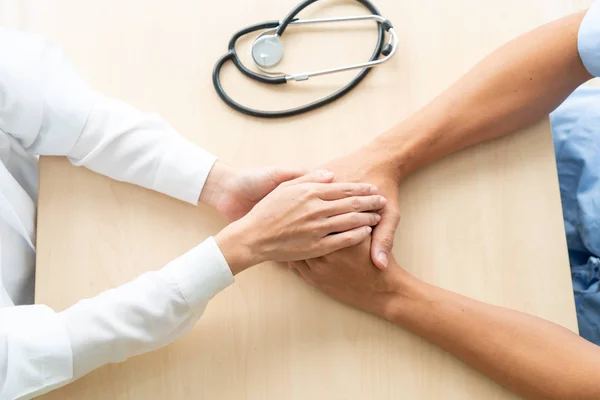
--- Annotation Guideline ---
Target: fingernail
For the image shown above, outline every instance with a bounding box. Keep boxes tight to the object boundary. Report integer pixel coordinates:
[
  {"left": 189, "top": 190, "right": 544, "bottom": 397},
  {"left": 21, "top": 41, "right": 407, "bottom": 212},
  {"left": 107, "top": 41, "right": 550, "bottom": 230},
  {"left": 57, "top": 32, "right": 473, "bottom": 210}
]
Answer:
[
  {"left": 379, "top": 196, "right": 387, "bottom": 206},
  {"left": 374, "top": 214, "right": 381, "bottom": 223},
  {"left": 366, "top": 226, "right": 372, "bottom": 233},
  {"left": 317, "top": 170, "right": 334, "bottom": 179},
  {"left": 377, "top": 252, "right": 388, "bottom": 268},
  {"left": 369, "top": 186, "right": 378, "bottom": 194}
]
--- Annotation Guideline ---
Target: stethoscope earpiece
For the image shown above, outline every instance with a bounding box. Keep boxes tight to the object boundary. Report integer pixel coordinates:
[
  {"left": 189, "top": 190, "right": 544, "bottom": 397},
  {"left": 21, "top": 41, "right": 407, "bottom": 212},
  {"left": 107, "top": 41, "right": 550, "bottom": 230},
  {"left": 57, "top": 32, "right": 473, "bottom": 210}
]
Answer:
[{"left": 213, "top": 0, "right": 397, "bottom": 118}]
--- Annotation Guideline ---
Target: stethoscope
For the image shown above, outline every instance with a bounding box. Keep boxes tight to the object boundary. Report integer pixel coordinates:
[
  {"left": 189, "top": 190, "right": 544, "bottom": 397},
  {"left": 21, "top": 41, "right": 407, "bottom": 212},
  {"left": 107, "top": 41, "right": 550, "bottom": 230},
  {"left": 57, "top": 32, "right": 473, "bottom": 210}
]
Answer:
[{"left": 212, "top": 0, "right": 398, "bottom": 118}]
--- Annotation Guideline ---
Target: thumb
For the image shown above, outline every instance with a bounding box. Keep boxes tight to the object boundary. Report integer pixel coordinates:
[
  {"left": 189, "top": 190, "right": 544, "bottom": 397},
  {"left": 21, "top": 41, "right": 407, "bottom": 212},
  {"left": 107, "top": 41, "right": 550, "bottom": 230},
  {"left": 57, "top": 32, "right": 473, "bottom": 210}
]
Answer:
[
  {"left": 281, "top": 170, "right": 335, "bottom": 186},
  {"left": 268, "top": 167, "right": 309, "bottom": 186},
  {"left": 370, "top": 208, "right": 400, "bottom": 269}
]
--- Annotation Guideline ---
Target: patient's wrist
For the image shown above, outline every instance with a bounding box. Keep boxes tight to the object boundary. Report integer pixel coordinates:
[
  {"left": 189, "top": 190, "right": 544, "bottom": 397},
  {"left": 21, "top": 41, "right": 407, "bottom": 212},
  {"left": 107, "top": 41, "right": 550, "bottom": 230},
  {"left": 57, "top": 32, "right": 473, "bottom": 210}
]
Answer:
[
  {"left": 372, "top": 111, "right": 449, "bottom": 181},
  {"left": 378, "top": 271, "right": 429, "bottom": 323}
]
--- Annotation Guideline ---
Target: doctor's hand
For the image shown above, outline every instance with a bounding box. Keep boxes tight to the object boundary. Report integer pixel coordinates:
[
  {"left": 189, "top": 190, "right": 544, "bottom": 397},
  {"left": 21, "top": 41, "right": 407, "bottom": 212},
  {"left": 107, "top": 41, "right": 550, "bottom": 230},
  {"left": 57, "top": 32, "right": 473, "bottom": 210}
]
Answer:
[
  {"left": 215, "top": 170, "right": 387, "bottom": 275},
  {"left": 200, "top": 161, "right": 308, "bottom": 221},
  {"left": 320, "top": 148, "right": 401, "bottom": 269}
]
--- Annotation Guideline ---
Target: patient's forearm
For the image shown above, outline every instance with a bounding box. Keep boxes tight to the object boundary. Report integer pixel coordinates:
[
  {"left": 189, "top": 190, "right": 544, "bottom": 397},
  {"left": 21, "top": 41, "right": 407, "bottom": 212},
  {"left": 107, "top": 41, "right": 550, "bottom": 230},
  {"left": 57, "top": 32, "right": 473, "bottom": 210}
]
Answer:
[
  {"left": 375, "top": 13, "right": 596, "bottom": 397},
  {"left": 371, "top": 11, "right": 591, "bottom": 180},
  {"left": 386, "top": 276, "right": 600, "bottom": 399}
]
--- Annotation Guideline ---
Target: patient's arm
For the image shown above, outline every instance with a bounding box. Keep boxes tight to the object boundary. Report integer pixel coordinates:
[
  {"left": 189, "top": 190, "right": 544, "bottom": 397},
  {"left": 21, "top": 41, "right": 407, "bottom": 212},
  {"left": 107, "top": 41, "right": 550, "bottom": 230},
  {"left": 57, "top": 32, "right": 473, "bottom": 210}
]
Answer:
[
  {"left": 369, "top": 11, "right": 592, "bottom": 180},
  {"left": 324, "top": 11, "right": 594, "bottom": 269},
  {"left": 290, "top": 242, "right": 600, "bottom": 400}
]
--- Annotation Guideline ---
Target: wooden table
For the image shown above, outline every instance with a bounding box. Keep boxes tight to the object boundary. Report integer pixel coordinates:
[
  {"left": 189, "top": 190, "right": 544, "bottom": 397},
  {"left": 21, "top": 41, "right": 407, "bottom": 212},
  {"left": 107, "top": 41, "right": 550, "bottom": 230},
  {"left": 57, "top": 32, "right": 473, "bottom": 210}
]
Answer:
[{"left": 15, "top": 0, "right": 587, "bottom": 398}]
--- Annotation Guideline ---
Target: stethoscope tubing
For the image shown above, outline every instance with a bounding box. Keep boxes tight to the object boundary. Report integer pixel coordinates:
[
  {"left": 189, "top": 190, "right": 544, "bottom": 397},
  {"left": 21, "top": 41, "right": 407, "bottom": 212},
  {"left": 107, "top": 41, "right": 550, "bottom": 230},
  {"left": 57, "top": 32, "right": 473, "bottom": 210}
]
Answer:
[{"left": 212, "top": 0, "right": 389, "bottom": 118}]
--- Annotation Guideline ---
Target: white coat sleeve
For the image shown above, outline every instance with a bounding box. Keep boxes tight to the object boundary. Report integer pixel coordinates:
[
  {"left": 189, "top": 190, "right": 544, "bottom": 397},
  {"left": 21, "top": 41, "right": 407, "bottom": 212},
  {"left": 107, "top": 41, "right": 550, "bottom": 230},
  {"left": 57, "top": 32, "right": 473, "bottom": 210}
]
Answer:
[
  {"left": 0, "top": 26, "right": 216, "bottom": 204},
  {"left": 0, "top": 237, "right": 234, "bottom": 400}
]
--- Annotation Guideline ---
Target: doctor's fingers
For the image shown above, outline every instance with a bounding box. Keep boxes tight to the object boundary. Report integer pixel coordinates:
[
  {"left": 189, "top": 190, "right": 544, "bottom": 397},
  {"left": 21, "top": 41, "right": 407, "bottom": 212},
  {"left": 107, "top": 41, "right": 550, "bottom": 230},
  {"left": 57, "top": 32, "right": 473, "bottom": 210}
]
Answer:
[
  {"left": 266, "top": 167, "right": 309, "bottom": 185},
  {"left": 316, "top": 182, "right": 378, "bottom": 200},
  {"left": 318, "top": 226, "right": 372, "bottom": 255},
  {"left": 280, "top": 170, "right": 335, "bottom": 186},
  {"left": 321, "top": 212, "right": 381, "bottom": 235},
  {"left": 324, "top": 195, "right": 387, "bottom": 216}
]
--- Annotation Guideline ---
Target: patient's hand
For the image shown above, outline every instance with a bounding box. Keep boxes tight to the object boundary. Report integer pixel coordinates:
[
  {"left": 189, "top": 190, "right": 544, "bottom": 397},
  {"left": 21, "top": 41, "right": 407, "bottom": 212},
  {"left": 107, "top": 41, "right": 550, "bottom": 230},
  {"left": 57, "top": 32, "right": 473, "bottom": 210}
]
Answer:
[
  {"left": 289, "top": 238, "right": 413, "bottom": 318},
  {"left": 201, "top": 162, "right": 308, "bottom": 221},
  {"left": 321, "top": 150, "right": 401, "bottom": 269}
]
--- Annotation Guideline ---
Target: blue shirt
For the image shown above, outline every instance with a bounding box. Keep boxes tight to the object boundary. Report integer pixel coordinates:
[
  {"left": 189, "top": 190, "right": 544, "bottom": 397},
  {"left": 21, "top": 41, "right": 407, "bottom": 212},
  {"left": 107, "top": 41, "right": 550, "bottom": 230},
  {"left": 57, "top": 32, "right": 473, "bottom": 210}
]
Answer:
[
  {"left": 549, "top": 1, "right": 600, "bottom": 344},
  {"left": 579, "top": 1, "right": 600, "bottom": 77}
]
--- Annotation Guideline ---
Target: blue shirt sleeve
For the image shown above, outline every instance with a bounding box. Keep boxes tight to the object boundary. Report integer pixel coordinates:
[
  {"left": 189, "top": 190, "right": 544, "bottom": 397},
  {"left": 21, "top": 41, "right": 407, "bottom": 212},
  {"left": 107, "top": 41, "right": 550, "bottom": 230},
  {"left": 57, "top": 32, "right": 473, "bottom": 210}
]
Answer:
[{"left": 579, "top": 1, "right": 600, "bottom": 77}]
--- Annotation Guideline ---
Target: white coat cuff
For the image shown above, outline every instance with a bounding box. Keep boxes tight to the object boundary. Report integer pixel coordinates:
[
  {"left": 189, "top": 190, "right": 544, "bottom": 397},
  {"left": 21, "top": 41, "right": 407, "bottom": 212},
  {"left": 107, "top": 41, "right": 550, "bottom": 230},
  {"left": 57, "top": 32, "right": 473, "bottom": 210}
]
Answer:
[
  {"left": 153, "top": 136, "right": 218, "bottom": 205},
  {"left": 160, "top": 237, "right": 234, "bottom": 316},
  {"left": 0, "top": 305, "right": 72, "bottom": 399}
]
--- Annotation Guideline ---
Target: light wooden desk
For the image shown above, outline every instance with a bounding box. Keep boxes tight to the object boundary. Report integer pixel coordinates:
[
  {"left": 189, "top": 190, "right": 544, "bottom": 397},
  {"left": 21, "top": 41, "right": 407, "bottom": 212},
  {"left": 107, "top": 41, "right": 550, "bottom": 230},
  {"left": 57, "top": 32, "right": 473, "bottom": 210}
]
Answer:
[{"left": 13, "top": 0, "right": 585, "bottom": 398}]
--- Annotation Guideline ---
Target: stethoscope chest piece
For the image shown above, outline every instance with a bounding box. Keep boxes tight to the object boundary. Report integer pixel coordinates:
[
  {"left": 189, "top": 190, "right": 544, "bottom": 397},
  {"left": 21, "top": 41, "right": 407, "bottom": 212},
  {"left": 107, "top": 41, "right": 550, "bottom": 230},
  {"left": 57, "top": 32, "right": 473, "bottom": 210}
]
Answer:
[{"left": 251, "top": 34, "right": 284, "bottom": 68}]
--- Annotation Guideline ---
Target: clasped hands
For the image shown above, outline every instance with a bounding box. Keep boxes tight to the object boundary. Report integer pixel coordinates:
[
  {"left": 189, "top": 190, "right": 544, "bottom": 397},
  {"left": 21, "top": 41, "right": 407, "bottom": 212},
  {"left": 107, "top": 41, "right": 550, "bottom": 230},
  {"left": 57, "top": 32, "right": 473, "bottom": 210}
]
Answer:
[{"left": 204, "top": 137, "right": 406, "bottom": 318}]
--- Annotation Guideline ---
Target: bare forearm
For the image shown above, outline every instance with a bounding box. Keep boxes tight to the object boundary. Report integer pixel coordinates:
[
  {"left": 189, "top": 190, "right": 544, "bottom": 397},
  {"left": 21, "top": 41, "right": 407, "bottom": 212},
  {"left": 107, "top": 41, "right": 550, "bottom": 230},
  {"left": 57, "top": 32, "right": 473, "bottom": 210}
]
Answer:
[
  {"left": 371, "top": 12, "right": 591, "bottom": 180},
  {"left": 385, "top": 276, "right": 600, "bottom": 399}
]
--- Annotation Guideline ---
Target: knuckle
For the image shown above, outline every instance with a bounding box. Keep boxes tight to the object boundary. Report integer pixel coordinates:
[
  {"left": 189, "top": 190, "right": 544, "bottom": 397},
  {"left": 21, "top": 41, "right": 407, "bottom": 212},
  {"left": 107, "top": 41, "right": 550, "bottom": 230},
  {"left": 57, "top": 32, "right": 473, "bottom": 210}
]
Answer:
[
  {"left": 388, "top": 211, "right": 401, "bottom": 223},
  {"left": 372, "top": 197, "right": 380, "bottom": 208},
  {"left": 317, "top": 220, "right": 331, "bottom": 233},
  {"left": 303, "top": 221, "right": 318, "bottom": 233},
  {"left": 302, "top": 186, "right": 318, "bottom": 199},
  {"left": 351, "top": 198, "right": 361, "bottom": 210},
  {"left": 370, "top": 213, "right": 378, "bottom": 225},
  {"left": 350, "top": 213, "right": 360, "bottom": 226},
  {"left": 314, "top": 203, "right": 329, "bottom": 217},
  {"left": 378, "top": 235, "right": 395, "bottom": 248},
  {"left": 307, "top": 186, "right": 319, "bottom": 196},
  {"left": 295, "top": 182, "right": 307, "bottom": 191},
  {"left": 343, "top": 187, "right": 354, "bottom": 196},
  {"left": 343, "top": 235, "right": 355, "bottom": 246}
]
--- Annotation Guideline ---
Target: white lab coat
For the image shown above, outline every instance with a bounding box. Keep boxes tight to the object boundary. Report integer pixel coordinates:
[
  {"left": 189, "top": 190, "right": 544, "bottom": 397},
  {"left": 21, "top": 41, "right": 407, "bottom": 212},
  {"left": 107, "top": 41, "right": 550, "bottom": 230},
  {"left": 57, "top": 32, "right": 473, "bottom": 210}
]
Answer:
[{"left": 0, "top": 27, "right": 234, "bottom": 399}]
